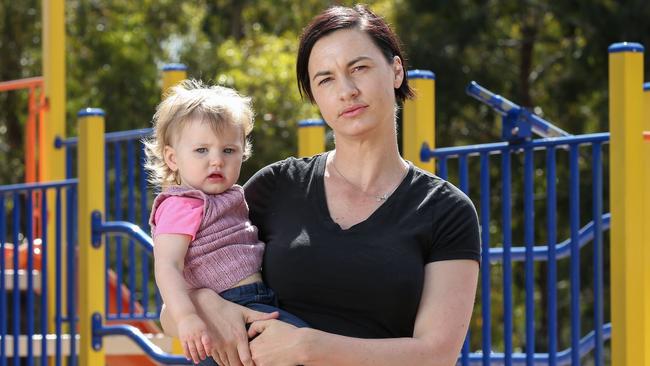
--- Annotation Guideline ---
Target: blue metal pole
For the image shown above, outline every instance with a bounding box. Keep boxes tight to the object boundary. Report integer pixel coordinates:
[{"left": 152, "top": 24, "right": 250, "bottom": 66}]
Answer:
[
  {"left": 524, "top": 147, "right": 535, "bottom": 365},
  {"left": 55, "top": 188, "right": 62, "bottom": 365},
  {"left": 546, "top": 147, "right": 557, "bottom": 366},
  {"left": 0, "top": 194, "right": 6, "bottom": 366},
  {"left": 105, "top": 143, "right": 111, "bottom": 317},
  {"left": 127, "top": 141, "right": 136, "bottom": 317},
  {"left": 67, "top": 186, "right": 77, "bottom": 366},
  {"left": 592, "top": 143, "right": 603, "bottom": 366},
  {"left": 12, "top": 192, "right": 20, "bottom": 366},
  {"left": 502, "top": 150, "right": 513, "bottom": 366},
  {"left": 26, "top": 193, "right": 34, "bottom": 365},
  {"left": 40, "top": 190, "right": 48, "bottom": 366},
  {"left": 115, "top": 142, "right": 123, "bottom": 318},
  {"left": 438, "top": 157, "right": 448, "bottom": 180},
  {"left": 569, "top": 144, "right": 580, "bottom": 366},
  {"left": 480, "top": 152, "right": 491, "bottom": 366},
  {"left": 459, "top": 153, "right": 470, "bottom": 366},
  {"left": 139, "top": 143, "right": 149, "bottom": 313}
]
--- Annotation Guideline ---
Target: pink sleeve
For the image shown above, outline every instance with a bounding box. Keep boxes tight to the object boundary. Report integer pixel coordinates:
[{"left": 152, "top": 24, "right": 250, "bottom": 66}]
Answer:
[{"left": 153, "top": 196, "right": 204, "bottom": 241}]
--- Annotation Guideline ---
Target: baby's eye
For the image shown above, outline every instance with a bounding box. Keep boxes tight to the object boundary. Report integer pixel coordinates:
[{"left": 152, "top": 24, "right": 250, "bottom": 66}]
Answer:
[
  {"left": 223, "top": 147, "right": 235, "bottom": 154},
  {"left": 195, "top": 147, "right": 208, "bottom": 154}
]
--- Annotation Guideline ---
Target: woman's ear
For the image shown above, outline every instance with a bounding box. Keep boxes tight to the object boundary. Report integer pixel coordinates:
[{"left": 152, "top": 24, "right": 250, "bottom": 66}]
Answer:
[
  {"left": 163, "top": 145, "right": 178, "bottom": 172},
  {"left": 392, "top": 55, "right": 404, "bottom": 89}
]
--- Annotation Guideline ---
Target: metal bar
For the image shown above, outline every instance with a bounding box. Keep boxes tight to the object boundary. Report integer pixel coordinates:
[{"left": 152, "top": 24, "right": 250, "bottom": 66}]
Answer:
[
  {"left": 438, "top": 157, "right": 448, "bottom": 180},
  {"left": 502, "top": 152, "right": 513, "bottom": 366},
  {"left": 55, "top": 128, "right": 153, "bottom": 148},
  {"left": 127, "top": 141, "right": 136, "bottom": 317},
  {"left": 55, "top": 188, "right": 62, "bottom": 365},
  {"left": 569, "top": 145, "right": 580, "bottom": 366},
  {"left": 459, "top": 153, "right": 470, "bottom": 366},
  {"left": 480, "top": 152, "right": 491, "bottom": 366},
  {"left": 546, "top": 147, "right": 557, "bottom": 366},
  {"left": 12, "top": 192, "right": 20, "bottom": 366},
  {"left": 524, "top": 147, "right": 534, "bottom": 365},
  {"left": 487, "top": 214, "right": 610, "bottom": 262},
  {"left": 67, "top": 186, "right": 77, "bottom": 366},
  {"left": 115, "top": 142, "right": 123, "bottom": 318},
  {"left": 95, "top": 221, "right": 153, "bottom": 253},
  {"left": 65, "top": 147, "right": 73, "bottom": 180},
  {"left": 40, "top": 190, "right": 48, "bottom": 366},
  {"left": 105, "top": 145, "right": 111, "bottom": 317},
  {"left": 26, "top": 193, "right": 34, "bottom": 365},
  {"left": 0, "top": 179, "right": 77, "bottom": 193},
  {"left": 592, "top": 143, "right": 604, "bottom": 366},
  {"left": 0, "top": 194, "right": 6, "bottom": 366},
  {"left": 139, "top": 143, "right": 150, "bottom": 313},
  {"left": 462, "top": 323, "right": 612, "bottom": 365},
  {"left": 0, "top": 77, "right": 44, "bottom": 92},
  {"left": 426, "top": 133, "right": 609, "bottom": 159},
  {"left": 93, "top": 323, "right": 191, "bottom": 364}
]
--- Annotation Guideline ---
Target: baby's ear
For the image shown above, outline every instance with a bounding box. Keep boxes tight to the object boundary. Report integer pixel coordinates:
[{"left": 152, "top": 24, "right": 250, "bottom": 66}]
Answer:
[{"left": 163, "top": 145, "right": 178, "bottom": 171}]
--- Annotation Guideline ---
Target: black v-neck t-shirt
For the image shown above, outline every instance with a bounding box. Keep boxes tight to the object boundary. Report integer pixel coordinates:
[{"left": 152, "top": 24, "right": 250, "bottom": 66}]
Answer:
[{"left": 244, "top": 153, "right": 480, "bottom": 338}]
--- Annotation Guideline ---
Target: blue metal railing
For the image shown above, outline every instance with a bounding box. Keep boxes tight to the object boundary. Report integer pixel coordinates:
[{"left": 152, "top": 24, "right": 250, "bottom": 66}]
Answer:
[
  {"left": 0, "top": 179, "right": 77, "bottom": 366},
  {"left": 57, "top": 128, "right": 158, "bottom": 321},
  {"left": 91, "top": 213, "right": 190, "bottom": 364},
  {"left": 422, "top": 133, "right": 610, "bottom": 365}
]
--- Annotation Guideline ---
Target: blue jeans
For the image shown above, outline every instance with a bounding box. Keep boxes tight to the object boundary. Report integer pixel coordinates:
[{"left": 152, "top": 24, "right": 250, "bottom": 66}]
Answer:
[{"left": 197, "top": 282, "right": 308, "bottom": 366}]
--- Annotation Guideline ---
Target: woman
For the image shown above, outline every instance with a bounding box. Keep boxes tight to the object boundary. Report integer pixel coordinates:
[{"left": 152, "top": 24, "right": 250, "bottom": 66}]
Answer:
[{"left": 162, "top": 5, "right": 480, "bottom": 366}]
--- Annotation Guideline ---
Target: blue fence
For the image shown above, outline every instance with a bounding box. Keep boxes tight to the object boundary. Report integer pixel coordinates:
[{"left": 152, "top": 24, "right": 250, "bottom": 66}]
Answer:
[
  {"left": 423, "top": 133, "right": 611, "bottom": 365},
  {"left": 0, "top": 179, "right": 78, "bottom": 366}
]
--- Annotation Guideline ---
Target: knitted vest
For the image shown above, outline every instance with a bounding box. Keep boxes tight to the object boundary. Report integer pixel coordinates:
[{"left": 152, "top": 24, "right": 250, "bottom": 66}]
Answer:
[{"left": 149, "top": 185, "right": 264, "bottom": 293}]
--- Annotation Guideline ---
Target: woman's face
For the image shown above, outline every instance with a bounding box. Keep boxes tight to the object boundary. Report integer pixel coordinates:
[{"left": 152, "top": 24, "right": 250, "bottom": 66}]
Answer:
[{"left": 308, "top": 28, "right": 404, "bottom": 139}]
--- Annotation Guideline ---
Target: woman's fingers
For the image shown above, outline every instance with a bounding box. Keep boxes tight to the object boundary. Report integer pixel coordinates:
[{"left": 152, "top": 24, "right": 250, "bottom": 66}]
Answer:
[
  {"left": 244, "top": 309, "right": 278, "bottom": 324},
  {"left": 237, "top": 340, "right": 255, "bottom": 366},
  {"left": 247, "top": 320, "right": 269, "bottom": 339}
]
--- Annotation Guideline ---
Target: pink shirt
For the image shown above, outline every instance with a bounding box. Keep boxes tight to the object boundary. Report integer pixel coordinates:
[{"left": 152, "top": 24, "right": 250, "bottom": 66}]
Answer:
[{"left": 153, "top": 196, "right": 204, "bottom": 240}]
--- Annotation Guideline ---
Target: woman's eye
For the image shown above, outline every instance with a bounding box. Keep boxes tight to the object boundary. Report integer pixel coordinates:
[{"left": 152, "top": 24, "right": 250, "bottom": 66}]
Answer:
[
  {"left": 352, "top": 65, "right": 367, "bottom": 73},
  {"left": 318, "top": 77, "right": 332, "bottom": 86},
  {"left": 195, "top": 147, "right": 208, "bottom": 154}
]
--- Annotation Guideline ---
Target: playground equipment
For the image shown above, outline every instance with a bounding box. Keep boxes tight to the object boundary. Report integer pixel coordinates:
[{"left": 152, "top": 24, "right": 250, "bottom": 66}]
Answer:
[{"left": 1, "top": 24, "right": 649, "bottom": 365}]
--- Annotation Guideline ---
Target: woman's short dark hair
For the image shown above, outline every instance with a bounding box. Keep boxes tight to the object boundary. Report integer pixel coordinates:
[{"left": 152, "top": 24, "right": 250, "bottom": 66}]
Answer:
[{"left": 296, "top": 4, "right": 415, "bottom": 104}]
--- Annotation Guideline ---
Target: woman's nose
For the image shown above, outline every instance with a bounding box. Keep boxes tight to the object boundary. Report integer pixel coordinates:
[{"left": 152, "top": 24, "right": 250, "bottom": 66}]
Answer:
[{"left": 338, "top": 77, "right": 359, "bottom": 100}]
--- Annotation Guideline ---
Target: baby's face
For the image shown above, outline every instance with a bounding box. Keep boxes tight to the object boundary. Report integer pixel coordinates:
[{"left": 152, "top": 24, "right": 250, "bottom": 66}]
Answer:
[{"left": 165, "top": 119, "right": 244, "bottom": 195}]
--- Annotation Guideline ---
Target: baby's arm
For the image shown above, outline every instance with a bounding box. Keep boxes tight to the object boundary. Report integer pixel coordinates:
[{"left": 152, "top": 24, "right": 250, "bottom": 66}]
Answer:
[{"left": 154, "top": 233, "right": 213, "bottom": 364}]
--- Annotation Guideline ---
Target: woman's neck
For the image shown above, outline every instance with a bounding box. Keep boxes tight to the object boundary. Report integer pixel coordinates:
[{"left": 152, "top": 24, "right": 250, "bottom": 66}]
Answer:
[{"left": 329, "top": 135, "right": 406, "bottom": 192}]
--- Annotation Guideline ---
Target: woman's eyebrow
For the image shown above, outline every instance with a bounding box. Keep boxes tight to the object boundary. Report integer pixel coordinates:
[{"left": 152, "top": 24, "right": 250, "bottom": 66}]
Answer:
[{"left": 312, "top": 56, "right": 372, "bottom": 81}]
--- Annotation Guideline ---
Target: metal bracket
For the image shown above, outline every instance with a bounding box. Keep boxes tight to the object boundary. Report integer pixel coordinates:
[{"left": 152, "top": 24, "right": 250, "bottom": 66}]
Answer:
[
  {"left": 92, "top": 312, "right": 103, "bottom": 351},
  {"left": 91, "top": 210, "right": 103, "bottom": 248}
]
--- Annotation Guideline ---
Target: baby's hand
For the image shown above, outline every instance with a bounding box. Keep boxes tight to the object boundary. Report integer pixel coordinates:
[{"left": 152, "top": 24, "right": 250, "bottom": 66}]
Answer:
[{"left": 178, "top": 313, "right": 213, "bottom": 364}]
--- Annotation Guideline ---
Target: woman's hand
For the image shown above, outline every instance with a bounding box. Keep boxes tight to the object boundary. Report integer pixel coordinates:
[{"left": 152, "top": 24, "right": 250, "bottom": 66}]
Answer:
[
  {"left": 248, "top": 320, "right": 305, "bottom": 366},
  {"left": 190, "top": 289, "right": 279, "bottom": 366}
]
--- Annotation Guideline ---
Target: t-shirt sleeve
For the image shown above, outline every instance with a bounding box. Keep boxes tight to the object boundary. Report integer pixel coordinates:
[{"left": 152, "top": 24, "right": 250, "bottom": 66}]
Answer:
[
  {"left": 428, "top": 183, "right": 481, "bottom": 263},
  {"left": 153, "top": 196, "right": 204, "bottom": 240}
]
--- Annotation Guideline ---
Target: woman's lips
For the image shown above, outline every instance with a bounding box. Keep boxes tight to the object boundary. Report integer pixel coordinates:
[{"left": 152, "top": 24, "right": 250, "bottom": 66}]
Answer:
[{"left": 340, "top": 105, "right": 367, "bottom": 118}]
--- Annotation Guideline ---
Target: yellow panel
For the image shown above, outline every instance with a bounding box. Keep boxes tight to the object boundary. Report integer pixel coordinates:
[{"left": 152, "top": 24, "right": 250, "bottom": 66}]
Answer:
[
  {"left": 402, "top": 77, "right": 435, "bottom": 172},
  {"left": 162, "top": 69, "right": 188, "bottom": 97},
  {"left": 298, "top": 122, "right": 326, "bottom": 157}
]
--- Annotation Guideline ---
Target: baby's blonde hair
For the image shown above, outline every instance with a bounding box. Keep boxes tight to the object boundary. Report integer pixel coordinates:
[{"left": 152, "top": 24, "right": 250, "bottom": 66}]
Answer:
[{"left": 144, "top": 79, "right": 254, "bottom": 187}]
